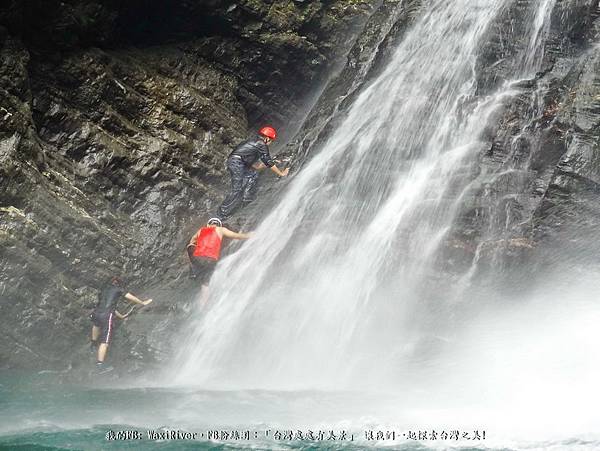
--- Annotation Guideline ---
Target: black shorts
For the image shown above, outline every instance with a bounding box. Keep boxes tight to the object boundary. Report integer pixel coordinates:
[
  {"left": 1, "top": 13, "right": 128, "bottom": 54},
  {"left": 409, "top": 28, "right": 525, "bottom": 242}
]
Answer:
[
  {"left": 91, "top": 311, "right": 116, "bottom": 344},
  {"left": 187, "top": 248, "right": 217, "bottom": 284}
]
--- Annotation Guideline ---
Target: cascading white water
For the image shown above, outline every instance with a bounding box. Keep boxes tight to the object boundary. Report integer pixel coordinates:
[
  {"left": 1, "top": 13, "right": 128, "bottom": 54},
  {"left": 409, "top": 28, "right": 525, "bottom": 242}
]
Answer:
[{"left": 172, "top": 0, "right": 564, "bottom": 389}]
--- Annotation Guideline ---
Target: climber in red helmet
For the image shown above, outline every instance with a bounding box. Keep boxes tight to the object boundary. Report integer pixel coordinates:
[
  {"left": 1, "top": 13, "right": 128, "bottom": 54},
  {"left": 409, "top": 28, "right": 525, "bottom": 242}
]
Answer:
[{"left": 217, "top": 126, "right": 289, "bottom": 219}]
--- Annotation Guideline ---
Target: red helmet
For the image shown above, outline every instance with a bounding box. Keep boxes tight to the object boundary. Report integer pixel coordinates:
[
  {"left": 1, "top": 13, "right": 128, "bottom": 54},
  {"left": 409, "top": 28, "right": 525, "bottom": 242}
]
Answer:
[{"left": 259, "top": 126, "right": 277, "bottom": 140}]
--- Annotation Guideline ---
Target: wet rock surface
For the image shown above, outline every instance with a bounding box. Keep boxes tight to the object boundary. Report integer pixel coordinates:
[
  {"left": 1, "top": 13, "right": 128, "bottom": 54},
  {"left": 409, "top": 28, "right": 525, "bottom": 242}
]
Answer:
[
  {"left": 0, "top": 0, "right": 374, "bottom": 372},
  {"left": 252, "top": 0, "right": 600, "bottom": 293},
  {"left": 466, "top": 0, "right": 600, "bottom": 279},
  {"left": 2, "top": 0, "right": 600, "bottom": 374},
  {"left": 414, "top": 0, "right": 600, "bottom": 287}
]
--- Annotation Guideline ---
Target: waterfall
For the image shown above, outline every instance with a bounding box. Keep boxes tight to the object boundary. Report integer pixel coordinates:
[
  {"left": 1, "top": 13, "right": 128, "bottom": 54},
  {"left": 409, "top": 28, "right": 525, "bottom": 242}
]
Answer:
[{"left": 172, "top": 0, "right": 559, "bottom": 389}]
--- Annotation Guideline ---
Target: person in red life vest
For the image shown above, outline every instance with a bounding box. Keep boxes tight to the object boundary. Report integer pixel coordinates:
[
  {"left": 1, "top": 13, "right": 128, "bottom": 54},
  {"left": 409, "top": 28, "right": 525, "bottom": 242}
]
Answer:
[
  {"left": 90, "top": 276, "right": 153, "bottom": 372},
  {"left": 187, "top": 217, "right": 250, "bottom": 302},
  {"left": 217, "top": 126, "right": 290, "bottom": 220}
]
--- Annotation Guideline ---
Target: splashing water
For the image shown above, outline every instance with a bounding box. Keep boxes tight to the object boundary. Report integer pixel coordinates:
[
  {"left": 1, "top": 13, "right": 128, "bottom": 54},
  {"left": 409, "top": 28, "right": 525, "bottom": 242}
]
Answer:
[
  {"left": 171, "top": 7, "right": 597, "bottom": 441},
  {"left": 0, "top": 1, "right": 598, "bottom": 449}
]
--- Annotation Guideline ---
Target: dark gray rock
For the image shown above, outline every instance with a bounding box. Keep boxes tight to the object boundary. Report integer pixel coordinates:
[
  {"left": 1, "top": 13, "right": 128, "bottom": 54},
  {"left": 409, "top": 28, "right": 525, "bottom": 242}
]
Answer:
[
  {"left": 444, "top": 0, "right": 600, "bottom": 284},
  {"left": 2, "top": 0, "right": 600, "bottom": 374},
  {"left": 0, "top": 0, "right": 375, "bottom": 373},
  {"left": 251, "top": 0, "right": 600, "bottom": 293}
]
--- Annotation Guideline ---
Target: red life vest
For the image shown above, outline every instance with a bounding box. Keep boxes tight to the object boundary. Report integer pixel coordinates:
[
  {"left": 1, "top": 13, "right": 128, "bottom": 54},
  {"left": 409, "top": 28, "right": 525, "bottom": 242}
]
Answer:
[{"left": 193, "top": 227, "right": 222, "bottom": 260}]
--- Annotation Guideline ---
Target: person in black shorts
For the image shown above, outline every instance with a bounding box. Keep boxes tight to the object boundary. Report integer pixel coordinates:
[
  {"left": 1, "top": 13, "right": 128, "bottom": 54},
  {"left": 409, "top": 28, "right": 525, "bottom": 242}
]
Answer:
[{"left": 90, "top": 276, "right": 153, "bottom": 370}]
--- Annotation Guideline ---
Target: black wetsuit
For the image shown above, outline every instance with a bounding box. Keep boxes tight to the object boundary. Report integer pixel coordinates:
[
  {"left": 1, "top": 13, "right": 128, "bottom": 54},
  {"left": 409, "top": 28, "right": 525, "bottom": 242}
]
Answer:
[
  {"left": 217, "top": 136, "right": 275, "bottom": 219},
  {"left": 91, "top": 285, "right": 125, "bottom": 343}
]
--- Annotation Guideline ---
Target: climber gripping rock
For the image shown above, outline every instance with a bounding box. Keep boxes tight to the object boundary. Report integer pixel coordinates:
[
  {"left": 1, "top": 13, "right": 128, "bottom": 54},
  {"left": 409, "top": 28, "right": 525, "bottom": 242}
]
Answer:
[
  {"left": 187, "top": 217, "right": 250, "bottom": 304},
  {"left": 217, "top": 126, "right": 289, "bottom": 219},
  {"left": 90, "top": 276, "right": 153, "bottom": 372}
]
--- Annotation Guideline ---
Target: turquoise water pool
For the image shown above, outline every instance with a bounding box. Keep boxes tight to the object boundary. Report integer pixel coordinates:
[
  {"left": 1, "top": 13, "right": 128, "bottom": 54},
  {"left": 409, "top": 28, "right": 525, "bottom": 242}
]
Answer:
[{"left": 1, "top": 371, "right": 597, "bottom": 451}]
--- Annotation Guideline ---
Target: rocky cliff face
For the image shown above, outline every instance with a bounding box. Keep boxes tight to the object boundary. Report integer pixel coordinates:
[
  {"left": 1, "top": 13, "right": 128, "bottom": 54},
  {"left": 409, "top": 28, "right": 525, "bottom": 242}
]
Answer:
[
  {"left": 2, "top": 0, "right": 599, "bottom": 374},
  {"left": 258, "top": 0, "right": 600, "bottom": 293},
  {"left": 461, "top": 0, "right": 600, "bottom": 282},
  {"left": 0, "top": 0, "right": 375, "bottom": 372}
]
